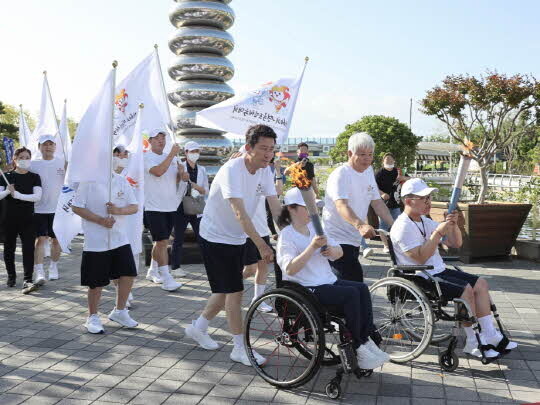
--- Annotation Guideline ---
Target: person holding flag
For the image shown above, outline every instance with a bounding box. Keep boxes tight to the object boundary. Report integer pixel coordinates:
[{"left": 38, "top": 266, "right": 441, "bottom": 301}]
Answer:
[
  {"left": 170, "top": 141, "right": 209, "bottom": 275},
  {"left": 31, "top": 135, "right": 67, "bottom": 283},
  {"left": 184, "top": 124, "right": 281, "bottom": 367},
  {"left": 0, "top": 147, "right": 42, "bottom": 293},
  {"left": 143, "top": 129, "right": 184, "bottom": 291}
]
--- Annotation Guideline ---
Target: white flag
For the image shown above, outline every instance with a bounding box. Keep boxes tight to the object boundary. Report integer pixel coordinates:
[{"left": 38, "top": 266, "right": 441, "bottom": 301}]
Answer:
[
  {"left": 124, "top": 106, "right": 146, "bottom": 255},
  {"left": 18, "top": 106, "right": 32, "bottom": 147},
  {"left": 67, "top": 68, "right": 115, "bottom": 185},
  {"left": 196, "top": 61, "right": 308, "bottom": 145},
  {"left": 59, "top": 100, "right": 72, "bottom": 162},
  {"left": 114, "top": 50, "right": 172, "bottom": 147},
  {"left": 30, "top": 75, "right": 65, "bottom": 160},
  {"left": 53, "top": 185, "right": 82, "bottom": 253}
]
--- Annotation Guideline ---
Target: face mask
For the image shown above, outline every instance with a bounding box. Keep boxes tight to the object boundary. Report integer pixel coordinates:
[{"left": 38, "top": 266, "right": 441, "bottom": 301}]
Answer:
[
  {"left": 384, "top": 163, "right": 394, "bottom": 170},
  {"left": 17, "top": 160, "right": 31, "bottom": 170},
  {"left": 113, "top": 157, "right": 127, "bottom": 170},
  {"left": 298, "top": 153, "right": 308, "bottom": 160},
  {"left": 187, "top": 152, "right": 200, "bottom": 163}
]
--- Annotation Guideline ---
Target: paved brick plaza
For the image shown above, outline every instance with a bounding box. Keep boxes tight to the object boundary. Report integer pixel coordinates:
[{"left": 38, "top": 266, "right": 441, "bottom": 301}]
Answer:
[{"left": 0, "top": 237, "right": 539, "bottom": 405}]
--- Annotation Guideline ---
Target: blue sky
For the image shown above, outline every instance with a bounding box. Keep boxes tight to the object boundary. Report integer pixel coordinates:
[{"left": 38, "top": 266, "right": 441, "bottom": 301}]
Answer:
[{"left": 1, "top": 0, "right": 540, "bottom": 139}]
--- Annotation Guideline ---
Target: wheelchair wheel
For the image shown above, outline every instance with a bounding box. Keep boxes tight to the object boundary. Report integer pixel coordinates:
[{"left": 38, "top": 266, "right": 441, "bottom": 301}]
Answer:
[
  {"left": 294, "top": 317, "right": 344, "bottom": 366},
  {"left": 369, "top": 277, "right": 434, "bottom": 363},
  {"left": 439, "top": 350, "right": 459, "bottom": 371},
  {"left": 245, "top": 288, "right": 325, "bottom": 389}
]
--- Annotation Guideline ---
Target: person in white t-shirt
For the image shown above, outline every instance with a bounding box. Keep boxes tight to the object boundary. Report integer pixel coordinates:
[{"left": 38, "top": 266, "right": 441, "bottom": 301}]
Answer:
[
  {"left": 390, "top": 178, "right": 517, "bottom": 358},
  {"left": 184, "top": 125, "right": 281, "bottom": 367},
  {"left": 72, "top": 173, "right": 139, "bottom": 334},
  {"left": 31, "top": 135, "right": 66, "bottom": 283},
  {"left": 143, "top": 129, "right": 184, "bottom": 292},
  {"left": 276, "top": 188, "right": 390, "bottom": 370},
  {"left": 322, "top": 132, "right": 395, "bottom": 282}
]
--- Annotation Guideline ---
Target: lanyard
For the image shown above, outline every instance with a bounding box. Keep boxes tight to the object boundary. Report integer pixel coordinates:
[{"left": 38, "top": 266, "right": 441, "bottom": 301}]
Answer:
[{"left": 407, "top": 215, "right": 426, "bottom": 239}]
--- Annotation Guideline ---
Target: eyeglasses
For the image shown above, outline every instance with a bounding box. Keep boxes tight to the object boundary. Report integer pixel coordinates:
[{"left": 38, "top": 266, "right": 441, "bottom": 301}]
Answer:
[{"left": 410, "top": 195, "right": 432, "bottom": 203}]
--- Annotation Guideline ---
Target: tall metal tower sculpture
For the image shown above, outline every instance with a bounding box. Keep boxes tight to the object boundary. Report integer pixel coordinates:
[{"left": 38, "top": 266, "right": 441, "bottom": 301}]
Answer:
[{"left": 168, "top": 0, "right": 235, "bottom": 175}]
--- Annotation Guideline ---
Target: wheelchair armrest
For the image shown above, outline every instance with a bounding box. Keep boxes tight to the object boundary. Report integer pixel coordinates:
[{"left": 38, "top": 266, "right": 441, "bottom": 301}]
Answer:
[
  {"left": 393, "top": 265, "right": 434, "bottom": 274},
  {"left": 442, "top": 256, "right": 461, "bottom": 262}
]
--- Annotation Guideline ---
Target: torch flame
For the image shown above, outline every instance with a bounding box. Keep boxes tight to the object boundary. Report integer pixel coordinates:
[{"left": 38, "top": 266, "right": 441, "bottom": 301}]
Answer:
[
  {"left": 462, "top": 137, "right": 475, "bottom": 157},
  {"left": 288, "top": 162, "right": 312, "bottom": 189}
]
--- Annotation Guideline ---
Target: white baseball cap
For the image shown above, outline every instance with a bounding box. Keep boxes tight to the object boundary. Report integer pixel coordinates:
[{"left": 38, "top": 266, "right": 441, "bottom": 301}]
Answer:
[
  {"left": 149, "top": 128, "right": 167, "bottom": 139},
  {"left": 401, "top": 178, "right": 438, "bottom": 197},
  {"left": 184, "top": 141, "right": 201, "bottom": 151},
  {"left": 283, "top": 187, "right": 306, "bottom": 207},
  {"left": 38, "top": 134, "right": 56, "bottom": 144}
]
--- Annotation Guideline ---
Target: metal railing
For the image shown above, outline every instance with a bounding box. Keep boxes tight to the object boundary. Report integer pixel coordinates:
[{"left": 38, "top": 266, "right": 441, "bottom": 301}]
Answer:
[{"left": 414, "top": 171, "right": 534, "bottom": 190}]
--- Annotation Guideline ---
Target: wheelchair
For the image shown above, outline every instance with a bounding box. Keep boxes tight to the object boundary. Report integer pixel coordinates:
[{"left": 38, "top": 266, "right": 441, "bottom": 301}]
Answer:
[
  {"left": 369, "top": 230, "right": 513, "bottom": 371},
  {"left": 243, "top": 262, "right": 378, "bottom": 399}
]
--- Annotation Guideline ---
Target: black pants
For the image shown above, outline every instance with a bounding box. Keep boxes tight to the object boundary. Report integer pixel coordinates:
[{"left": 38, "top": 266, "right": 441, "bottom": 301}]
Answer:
[
  {"left": 3, "top": 216, "right": 36, "bottom": 282},
  {"left": 171, "top": 203, "right": 201, "bottom": 270},
  {"left": 312, "top": 279, "right": 374, "bottom": 349},
  {"left": 265, "top": 199, "right": 277, "bottom": 235},
  {"left": 330, "top": 244, "right": 364, "bottom": 282}
]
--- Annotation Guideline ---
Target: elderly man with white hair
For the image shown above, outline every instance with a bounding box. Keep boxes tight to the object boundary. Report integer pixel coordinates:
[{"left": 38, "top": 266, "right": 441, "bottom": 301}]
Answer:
[{"left": 322, "top": 132, "right": 395, "bottom": 282}]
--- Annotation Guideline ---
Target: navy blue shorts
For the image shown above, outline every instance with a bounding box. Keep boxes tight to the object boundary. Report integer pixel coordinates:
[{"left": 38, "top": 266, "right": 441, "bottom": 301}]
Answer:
[
  {"left": 200, "top": 236, "right": 245, "bottom": 294},
  {"left": 34, "top": 213, "right": 56, "bottom": 238},
  {"left": 243, "top": 235, "right": 272, "bottom": 266},
  {"left": 81, "top": 244, "right": 137, "bottom": 289},
  {"left": 434, "top": 269, "right": 479, "bottom": 301},
  {"left": 145, "top": 211, "right": 175, "bottom": 242}
]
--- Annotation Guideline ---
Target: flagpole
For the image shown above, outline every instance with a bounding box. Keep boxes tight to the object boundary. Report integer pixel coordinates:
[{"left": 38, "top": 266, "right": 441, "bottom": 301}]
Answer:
[
  {"left": 154, "top": 44, "right": 176, "bottom": 146},
  {"left": 42, "top": 71, "right": 67, "bottom": 162},
  {"left": 108, "top": 61, "right": 118, "bottom": 250},
  {"left": 0, "top": 168, "right": 10, "bottom": 186},
  {"left": 18, "top": 104, "right": 26, "bottom": 147}
]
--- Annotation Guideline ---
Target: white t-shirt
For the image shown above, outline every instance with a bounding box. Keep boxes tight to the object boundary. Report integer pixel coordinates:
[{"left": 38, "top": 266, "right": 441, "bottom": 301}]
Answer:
[
  {"left": 390, "top": 213, "right": 445, "bottom": 277},
  {"left": 31, "top": 158, "right": 65, "bottom": 214},
  {"left": 73, "top": 174, "right": 138, "bottom": 252},
  {"left": 143, "top": 151, "right": 181, "bottom": 212},
  {"left": 253, "top": 196, "right": 270, "bottom": 237},
  {"left": 200, "top": 157, "right": 276, "bottom": 245},
  {"left": 277, "top": 222, "right": 338, "bottom": 287},
  {"left": 322, "top": 164, "right": 380, "bottom": 247}
]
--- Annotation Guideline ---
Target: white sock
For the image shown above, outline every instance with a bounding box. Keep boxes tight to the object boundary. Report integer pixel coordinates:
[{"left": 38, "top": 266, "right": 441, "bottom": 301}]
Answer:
[
  {"left": 159, "top": 265, "right": 170, "bottom": 276},
  {"left": 35, "top": 264, "right": 43, "bottom": 271},
  {"left": 464, "top": 326, "right": 476, "bottom": 341},
  {"left": 150, "top": 259, "right": 158, "bottom": 271},
  {"left": 49, "top": 261, "right": 58, "bottom": 268},
  {"left": 194, "top": 315, "right": 209, "bottom": 333},
  {"left": 233, "top": 334, "right": 244, "bottom": 348},
  {"left": 478, "top": 315, "right": 496, "bottom": 336},
  {"left": 253, "top": 283, "right": 266, "bottom": 299}
]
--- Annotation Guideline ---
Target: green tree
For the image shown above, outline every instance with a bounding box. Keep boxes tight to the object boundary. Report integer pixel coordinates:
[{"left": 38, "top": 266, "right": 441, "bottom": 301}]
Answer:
[
  {"left": 329, "top": 115, "right": 421, "bottom": 169},
  {"left": 0, "top": 102, "right": 19, "bottom": 140}
]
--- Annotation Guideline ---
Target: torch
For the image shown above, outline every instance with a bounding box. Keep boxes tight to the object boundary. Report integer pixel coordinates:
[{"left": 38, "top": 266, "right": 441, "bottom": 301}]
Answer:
[
  {"left": 287, "top": 161, "right": 326, "bottom": 249},
  {"left": 447, "top": 140, "right": 475, "bottom": 214}
]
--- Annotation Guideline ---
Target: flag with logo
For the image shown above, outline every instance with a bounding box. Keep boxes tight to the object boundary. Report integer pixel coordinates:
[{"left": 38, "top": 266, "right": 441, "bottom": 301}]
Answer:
[
  {"left": 18, "top": 107, "right": 32, "bottom": 147},
  {"left": 114, "top": 49, "right": 172, "bottom": 148},
  {"left": 3, "top": 137, "right": 14, "bottom": 164},
  {"left": 67, "top": 68, "right": 115, "bottom": 185},
  {"left": 195, "top": 60, "right": 308, "bottom": 145},
  {"left": 53, "top": 185, "right": 82, "bottom": 253},
  {"left": 123, "top": 105, "right": 145, "bottom": 255},
  {"left": 30, "top": 74, "right": 66, "bottom": 161},
  {"left": 59, "top": 100, "right": 72, "bottom": 162}
]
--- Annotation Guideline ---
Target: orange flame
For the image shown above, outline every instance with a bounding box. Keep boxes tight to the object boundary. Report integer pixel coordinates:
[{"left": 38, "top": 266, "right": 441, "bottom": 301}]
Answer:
[
  {"left": 288, "top": 162, "right": 311, "bottom": 189},
  {"left": 462, "top": 137, "right": 475, "bottom": 156}
]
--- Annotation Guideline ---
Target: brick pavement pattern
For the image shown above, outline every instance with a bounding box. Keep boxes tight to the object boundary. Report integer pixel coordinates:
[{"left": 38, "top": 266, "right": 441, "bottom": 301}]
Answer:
[{"left": 0, "top": 236, "right": 539, "bottom": 404}]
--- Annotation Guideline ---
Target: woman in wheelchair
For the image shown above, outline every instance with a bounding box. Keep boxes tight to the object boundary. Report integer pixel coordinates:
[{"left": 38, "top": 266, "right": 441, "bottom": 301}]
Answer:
[
  {"left": 277, "top": 188, "right": 390, "bottom": 370},
  {"left": 390, "top": 178, "right": 517, "bottom": 359}
]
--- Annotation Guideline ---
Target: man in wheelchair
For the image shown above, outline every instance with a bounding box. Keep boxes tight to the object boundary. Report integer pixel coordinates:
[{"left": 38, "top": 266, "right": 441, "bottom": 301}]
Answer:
[
  {"left": 277, "top": 188, "right": 390, "bottom": 370},
  {"left": 390, "top": 178, "right": 517, "bottom": 359}
]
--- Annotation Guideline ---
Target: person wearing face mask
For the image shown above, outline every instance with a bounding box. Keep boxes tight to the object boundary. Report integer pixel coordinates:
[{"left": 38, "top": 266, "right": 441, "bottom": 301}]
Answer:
[
  {"left": 284, "top": 142, "right": 319, "bottom": 197},
  {"left": 170, "top": 141, "right": 209, "bottom": 275},
  {"left": 0, "top": 147, "right": 42, "bottom": 293},
  {"left": 31, "top": 135, "right": 66, "bottom": 283},
  {"left": 375, "top": 153, "right": 410, "bottom": 253},
  {"left": 113, "top": 145, "right": 129, "bottom": 175}
]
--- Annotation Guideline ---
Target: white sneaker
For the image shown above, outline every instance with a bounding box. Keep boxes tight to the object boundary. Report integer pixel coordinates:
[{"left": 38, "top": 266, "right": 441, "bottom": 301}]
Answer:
[
  {"left": 146, "top": 268, "right": 163, "bottom": 284},
  {"left": 230, "top": 345, "right": 266, "bottom": 366},
  {"left": 48, "top": 266, "right": 59, "bottom": 280},
  {"left": 128, "top": 292, "right": 134, "bottom": 301},
  {"left": 483, "top": 331, "right": 518, "bottom": 351},
  {"left": 366, "top": 337, "right": 390, "bottom": 362},
  {"left": 172, "top": 267, "right": 187, "bottom": 277},
  {"left": 356, "top": 343, "right": 387, "bottom": 370},
  {"left": 185, "top": 322, "right": 219, "bottom": 350},
  {"left": 108, "top": 308, "right": 138, "bottom": 328},
  {"left": 383, "top": 246, "right": 390, "bottom": 254},
  {"left": 362, "top": 248, "right": 374, "bottom": 259},
  {"left": 125, "top": 299, "right": 131, "bottom": 309},
  {"left": 161, "top": 270, "right": 182, "bottom": 291},
  {"left": 254, "top": 300, "right": 273, "bottom": 313},
  {"left": 85, "top": 314, "right": 104, "bottom": 334},
  {"left": 34, "top": 268, "right": 46, "bottom": 286},
  {"left": 463, "top": 338, "right": 499, "bottom": 358}
]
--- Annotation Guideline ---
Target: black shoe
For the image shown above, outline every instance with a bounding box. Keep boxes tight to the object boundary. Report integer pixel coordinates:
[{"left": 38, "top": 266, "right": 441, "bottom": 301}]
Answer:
[
  {"left": 22, "top": 281, "right": 39, "bottom": 294},
  {"left": 7, "top": 277, "right": 16, "bottom": 288}
]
